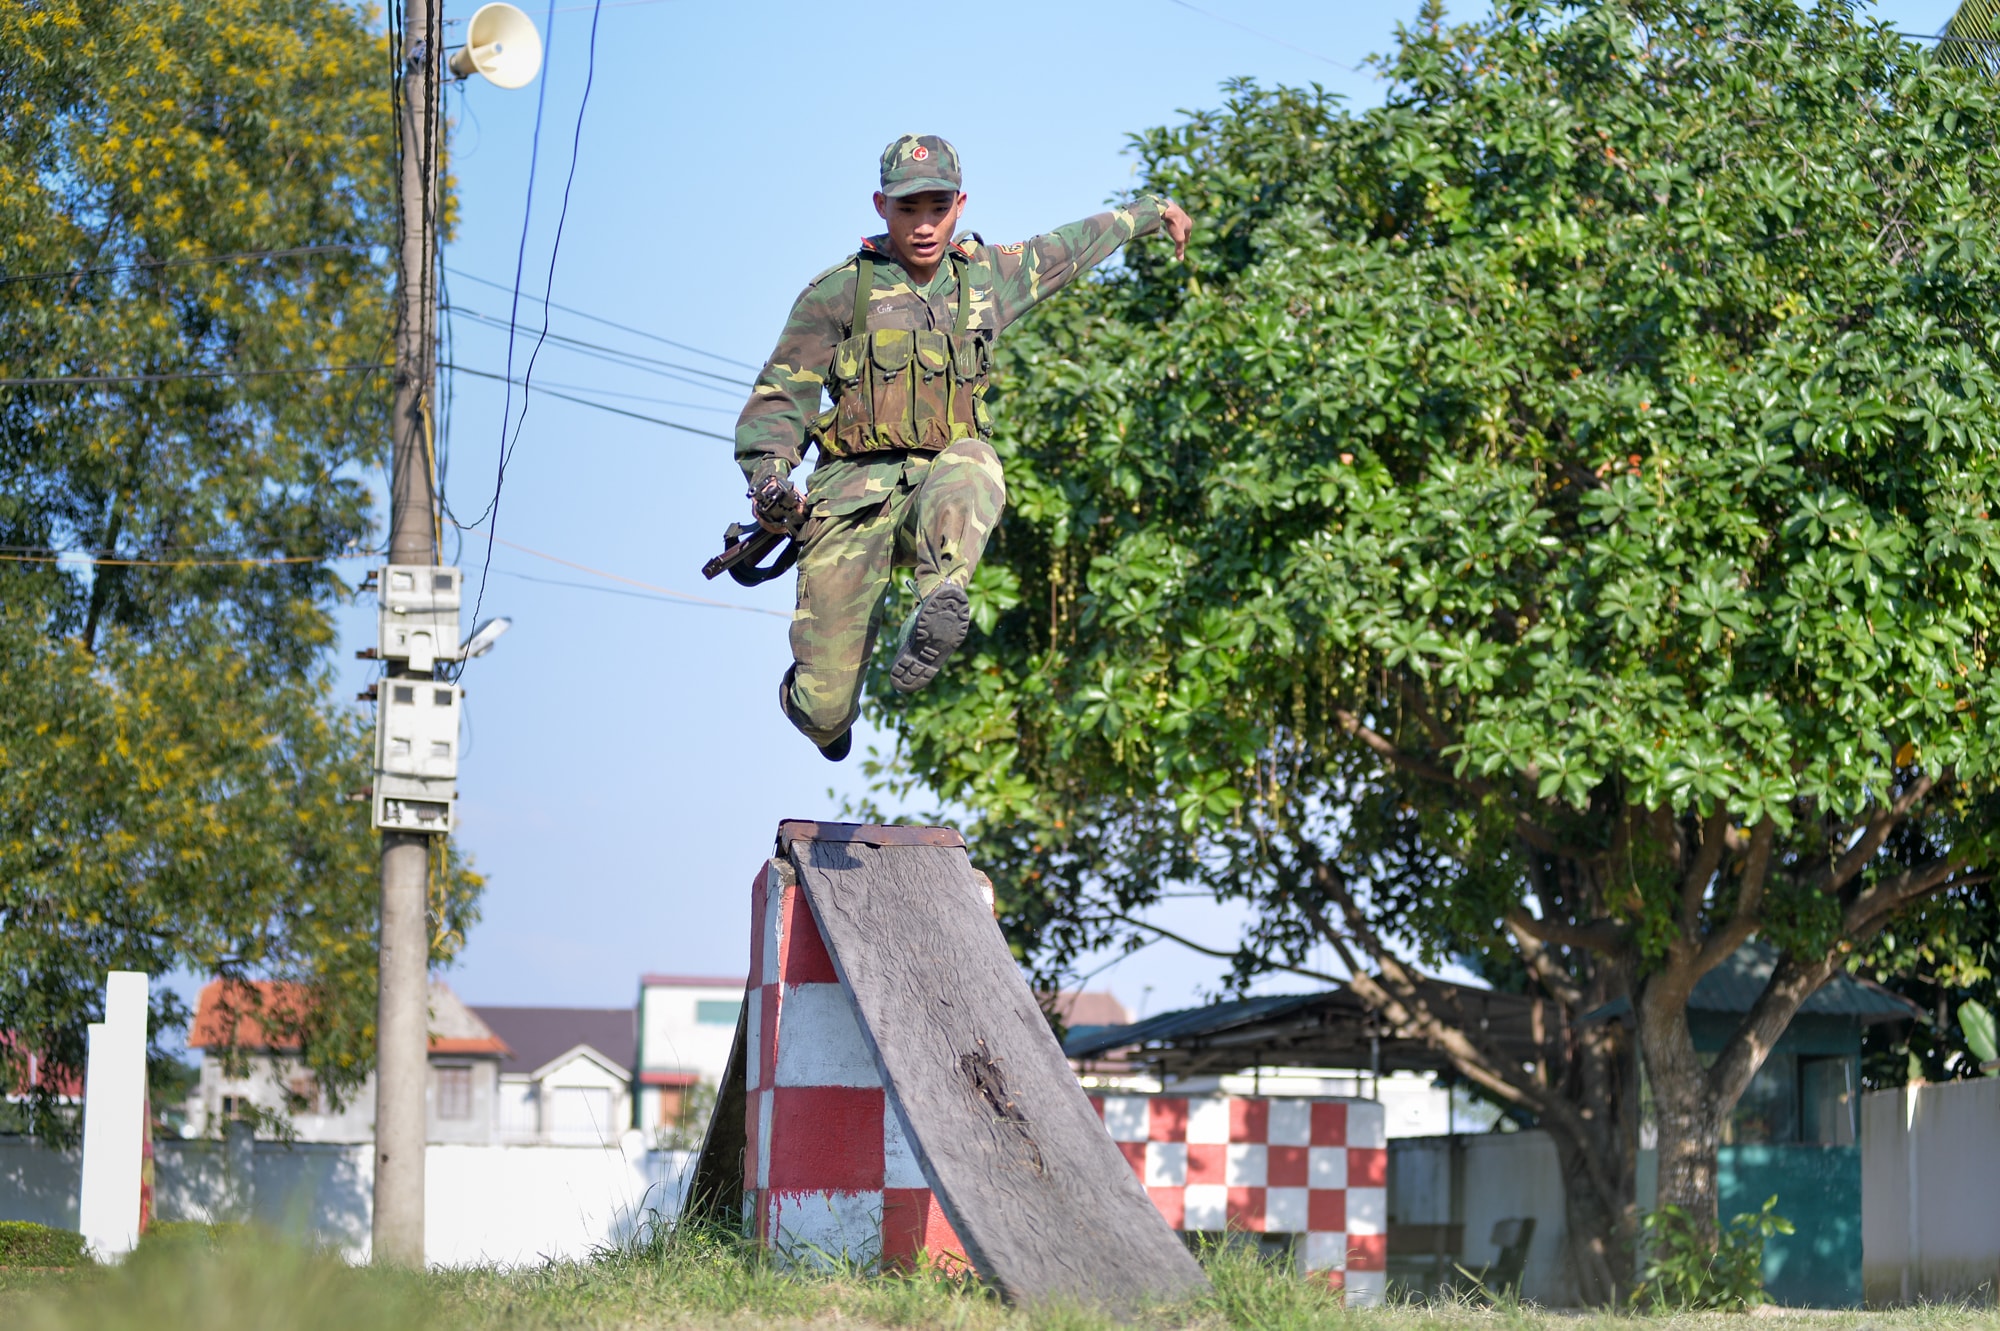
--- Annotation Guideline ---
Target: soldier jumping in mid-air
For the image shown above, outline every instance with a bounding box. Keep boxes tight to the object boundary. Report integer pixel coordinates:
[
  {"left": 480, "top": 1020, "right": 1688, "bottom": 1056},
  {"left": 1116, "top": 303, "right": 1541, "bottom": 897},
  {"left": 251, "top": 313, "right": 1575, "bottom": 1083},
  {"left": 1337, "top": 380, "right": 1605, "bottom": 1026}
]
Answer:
[{"left": 731, "top": 134, "right": 1192, "bottom": 760}]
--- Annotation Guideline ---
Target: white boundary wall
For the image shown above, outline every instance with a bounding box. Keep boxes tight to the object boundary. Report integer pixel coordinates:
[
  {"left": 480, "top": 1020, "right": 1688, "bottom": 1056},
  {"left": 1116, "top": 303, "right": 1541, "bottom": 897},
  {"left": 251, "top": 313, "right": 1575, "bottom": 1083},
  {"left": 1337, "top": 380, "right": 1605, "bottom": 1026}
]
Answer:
[
  {"left": 0, "top": 1134, "right": 693, "bottom": 1265},
  {"left": 1861, "top": 1077, "right": 2000, "bottom": 1305},
  {"left": 76, "top": 971, "right": 149, "bottom": 1260},
  {"left": 1387, "top": 1129, "right": 1575, "bottom": 1306}
]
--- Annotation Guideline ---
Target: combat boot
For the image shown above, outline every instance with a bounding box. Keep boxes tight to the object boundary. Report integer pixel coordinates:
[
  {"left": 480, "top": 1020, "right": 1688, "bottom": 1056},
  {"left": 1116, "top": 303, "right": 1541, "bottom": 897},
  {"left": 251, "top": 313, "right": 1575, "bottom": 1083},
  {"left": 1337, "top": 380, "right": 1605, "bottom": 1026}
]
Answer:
[{"left": 890, "top": 580, "right": 971, "bottom": 694}]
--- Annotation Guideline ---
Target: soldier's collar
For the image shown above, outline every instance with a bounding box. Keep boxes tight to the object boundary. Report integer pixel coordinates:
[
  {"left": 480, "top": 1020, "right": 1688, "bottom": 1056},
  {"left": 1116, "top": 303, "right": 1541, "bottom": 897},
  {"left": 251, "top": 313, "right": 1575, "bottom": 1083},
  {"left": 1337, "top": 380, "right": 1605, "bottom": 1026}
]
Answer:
[{"left": 858, "top": 234, "right": 976, "bottom": 264}]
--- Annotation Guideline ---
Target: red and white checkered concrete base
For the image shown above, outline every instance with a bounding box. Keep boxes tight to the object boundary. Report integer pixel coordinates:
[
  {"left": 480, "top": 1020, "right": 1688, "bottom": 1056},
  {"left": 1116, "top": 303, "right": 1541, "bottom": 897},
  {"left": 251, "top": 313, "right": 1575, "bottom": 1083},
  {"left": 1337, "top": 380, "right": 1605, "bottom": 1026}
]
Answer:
[
  {"left": 1091, "top": 1093, "right": 1388, "bottom": 1306},
  {"left": 743, "top": 858, "right": 969, "bottom": 1272},
  {"left": 739, "top": 857, "right": 1387, "bottom": 1302}
]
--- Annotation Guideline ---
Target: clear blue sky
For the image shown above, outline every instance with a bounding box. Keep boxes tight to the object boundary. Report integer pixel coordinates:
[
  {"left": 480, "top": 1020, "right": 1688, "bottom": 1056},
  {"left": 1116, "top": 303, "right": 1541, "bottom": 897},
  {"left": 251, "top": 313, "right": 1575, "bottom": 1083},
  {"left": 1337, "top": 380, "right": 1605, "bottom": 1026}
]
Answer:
[{"left": 382, "top": 0, "right": 1959, "bottom": 1021}]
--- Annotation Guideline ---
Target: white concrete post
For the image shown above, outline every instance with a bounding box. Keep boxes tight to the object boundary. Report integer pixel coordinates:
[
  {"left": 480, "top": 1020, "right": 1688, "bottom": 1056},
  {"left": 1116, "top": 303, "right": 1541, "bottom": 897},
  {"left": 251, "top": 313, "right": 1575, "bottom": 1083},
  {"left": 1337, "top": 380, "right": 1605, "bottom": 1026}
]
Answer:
[{"left": 78, "top": 971, "right": 149, "bottom": 1260}]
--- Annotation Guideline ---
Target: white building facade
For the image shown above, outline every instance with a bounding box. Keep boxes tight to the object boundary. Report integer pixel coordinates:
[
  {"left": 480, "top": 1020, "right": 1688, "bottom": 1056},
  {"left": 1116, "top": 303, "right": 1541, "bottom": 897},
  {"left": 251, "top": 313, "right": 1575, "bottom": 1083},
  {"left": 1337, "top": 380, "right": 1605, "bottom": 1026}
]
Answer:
[{"left": 635, "top": 974, "right": 743, "bottom": 1142}]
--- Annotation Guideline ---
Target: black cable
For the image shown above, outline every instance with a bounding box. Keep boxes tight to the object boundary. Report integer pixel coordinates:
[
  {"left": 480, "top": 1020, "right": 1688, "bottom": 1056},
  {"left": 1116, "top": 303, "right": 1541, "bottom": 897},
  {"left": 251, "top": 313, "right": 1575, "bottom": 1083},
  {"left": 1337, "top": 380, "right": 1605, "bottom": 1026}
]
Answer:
[
  {"left": 452, "top": 364, "right": 731, "bottom": 410},
  {"left": 493, "top": 567, "right": 785, "bottom": 615},
  {"left": 442, "top": 362, "right": 731, "bottom": 439},
  {"left": 0, "top": 363, "right": 387, "bottom": 386},
  {"left": 447, "top": 305, "right": 750, "bottom": 387},
  {"left": 460, "top": 0, "right": 606, "bottom": 669},
  {"left": 445, "top": 266, "right": 762, "bottom": 371},
  {"left": 457, "top": 0, "right": 557, "bottom": 538},
  {"left": 0, "top": 243, "right": 370, "bottom": 288},
  {"left": 446, "top": 310, "right": 748, "bottom": 396}
]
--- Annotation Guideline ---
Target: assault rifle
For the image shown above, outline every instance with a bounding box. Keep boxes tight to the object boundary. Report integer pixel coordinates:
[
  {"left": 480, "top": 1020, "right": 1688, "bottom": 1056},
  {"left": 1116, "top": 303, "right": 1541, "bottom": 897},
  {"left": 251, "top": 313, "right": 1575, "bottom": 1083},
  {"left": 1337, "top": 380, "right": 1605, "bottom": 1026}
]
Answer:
[{"left": 702, "top": 476, "right": 806, "bottom": 587}]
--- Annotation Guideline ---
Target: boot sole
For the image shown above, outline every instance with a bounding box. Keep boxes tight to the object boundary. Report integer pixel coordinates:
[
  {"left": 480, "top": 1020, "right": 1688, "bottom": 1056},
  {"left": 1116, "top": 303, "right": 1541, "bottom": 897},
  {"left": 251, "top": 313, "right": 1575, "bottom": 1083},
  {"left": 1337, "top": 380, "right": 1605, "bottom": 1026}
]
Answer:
[{"left": 890, "top": 583, "right": 971, "bottom": 694}]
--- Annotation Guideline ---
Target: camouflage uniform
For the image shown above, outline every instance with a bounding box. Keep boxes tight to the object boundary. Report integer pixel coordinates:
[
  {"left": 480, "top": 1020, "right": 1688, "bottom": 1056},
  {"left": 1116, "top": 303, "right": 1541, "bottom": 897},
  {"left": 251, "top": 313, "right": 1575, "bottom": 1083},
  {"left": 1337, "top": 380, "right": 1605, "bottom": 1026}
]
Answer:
[{"left": 737, "top": 137, "right": 1170, "bottom": 748}]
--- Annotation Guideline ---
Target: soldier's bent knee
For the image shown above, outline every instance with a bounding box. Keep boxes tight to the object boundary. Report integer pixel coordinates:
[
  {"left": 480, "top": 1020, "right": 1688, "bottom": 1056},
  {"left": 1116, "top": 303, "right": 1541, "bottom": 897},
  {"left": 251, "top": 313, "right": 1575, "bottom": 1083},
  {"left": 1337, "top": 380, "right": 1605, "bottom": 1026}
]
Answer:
[{"left": 780, "top": 664, "right": 861, "bottom": 746}]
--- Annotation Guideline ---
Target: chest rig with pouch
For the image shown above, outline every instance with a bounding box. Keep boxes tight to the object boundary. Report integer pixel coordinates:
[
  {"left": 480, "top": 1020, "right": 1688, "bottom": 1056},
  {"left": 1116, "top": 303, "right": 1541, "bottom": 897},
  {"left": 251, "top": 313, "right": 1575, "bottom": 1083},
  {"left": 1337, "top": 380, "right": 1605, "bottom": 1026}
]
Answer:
[{"left": 811, "top": 249, "right": 992, "bottom": 459}]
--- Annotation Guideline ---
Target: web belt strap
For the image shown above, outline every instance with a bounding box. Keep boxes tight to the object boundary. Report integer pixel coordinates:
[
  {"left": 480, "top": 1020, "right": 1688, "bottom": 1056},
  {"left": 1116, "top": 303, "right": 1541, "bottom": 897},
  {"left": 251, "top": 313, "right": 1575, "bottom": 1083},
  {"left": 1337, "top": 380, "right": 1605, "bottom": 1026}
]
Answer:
[{"left": 852, "top": 255, "right": 875, "bottom": 336}]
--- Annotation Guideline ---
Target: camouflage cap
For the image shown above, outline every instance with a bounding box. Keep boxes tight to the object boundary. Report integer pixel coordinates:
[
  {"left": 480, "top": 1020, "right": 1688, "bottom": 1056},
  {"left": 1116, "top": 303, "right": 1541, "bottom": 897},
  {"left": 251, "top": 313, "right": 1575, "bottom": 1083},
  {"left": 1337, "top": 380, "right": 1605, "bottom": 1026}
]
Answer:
[{"left": 879, "top": 134, "right": 962, "bottom": 198}]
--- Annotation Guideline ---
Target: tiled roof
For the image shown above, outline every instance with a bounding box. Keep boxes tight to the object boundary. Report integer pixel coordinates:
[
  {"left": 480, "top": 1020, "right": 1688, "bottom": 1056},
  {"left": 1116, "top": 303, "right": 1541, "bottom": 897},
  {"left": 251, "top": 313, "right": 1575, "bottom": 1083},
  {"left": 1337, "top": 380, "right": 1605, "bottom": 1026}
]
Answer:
[
  {"left": 1688, "top": 942, "right": 1922, "bottom": 1022},
  {"left": 473, "top": 1005, "right": 636, "bottom": 1077},
  {"left": 639, "top": 974, "right": 746, "bottom": 990},
  {"left": 1042, "top": 989, "right": 1131, "bottom": 1029},
  {"left": 189, "top": 979, "right": 510, "bottom": 1056},
  {"left": 1, "top": 1032, "right": 83, "bottom": 1098}
]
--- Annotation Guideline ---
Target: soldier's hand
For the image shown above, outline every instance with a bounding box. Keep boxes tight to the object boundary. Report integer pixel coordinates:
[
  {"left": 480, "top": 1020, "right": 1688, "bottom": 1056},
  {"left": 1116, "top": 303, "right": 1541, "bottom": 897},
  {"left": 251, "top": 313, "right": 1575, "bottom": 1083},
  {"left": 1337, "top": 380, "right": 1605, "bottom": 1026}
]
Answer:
[
  {"left": 1161, "top": 201, "right": 1194, "bottom": 261},
  {"left": 752, "top": 476, "right": 806, "bottom": 534}
]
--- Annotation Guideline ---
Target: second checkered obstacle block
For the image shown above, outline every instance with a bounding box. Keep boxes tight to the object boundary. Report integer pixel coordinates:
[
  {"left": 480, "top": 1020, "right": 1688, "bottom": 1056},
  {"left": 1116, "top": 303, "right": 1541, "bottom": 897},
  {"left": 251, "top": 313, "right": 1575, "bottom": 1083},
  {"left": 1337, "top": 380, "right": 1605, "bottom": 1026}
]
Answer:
[{"left": 1092, "top": 1093, "right": 1388, "bottom": 1306}]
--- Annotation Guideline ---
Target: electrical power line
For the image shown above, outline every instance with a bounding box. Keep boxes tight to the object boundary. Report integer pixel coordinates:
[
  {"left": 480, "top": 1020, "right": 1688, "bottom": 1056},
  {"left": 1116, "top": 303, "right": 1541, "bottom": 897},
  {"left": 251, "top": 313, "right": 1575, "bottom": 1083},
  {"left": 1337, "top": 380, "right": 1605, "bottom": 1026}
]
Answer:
[
  {"left": 440, "top": 361, "right": 732, "bottom": 439},
  {"left": 0, "top": 242, "right": 372, "bottom": 288},
  {"left": 0, "top": 363, "right": 387, "bottom": 387},
  {"left": 446, "top": 304, "right": 750, "bottom": 388},
  {"left": 447, "top": 313, "right": 748, "bottom": 396},
  {"left": 445, "top": 266, "right": 761, "bottom": 371},
  {"left": 495, "top": 567, "right": 786, "bottom": 616},
  {"left": 1162, "top": 0, "right": 1361, "bottom": 73},
  {"left": 445, "top": 0, "right": 685, "bottom": 23},
  {"left": 474, "top": 527, "right": 785, "bottom": 617},
  {"left": 0, "top": 547, "right": 371, "bottom": 568},
  {"left": 460, "top": 0, "right": 607, "bottom": 661}
]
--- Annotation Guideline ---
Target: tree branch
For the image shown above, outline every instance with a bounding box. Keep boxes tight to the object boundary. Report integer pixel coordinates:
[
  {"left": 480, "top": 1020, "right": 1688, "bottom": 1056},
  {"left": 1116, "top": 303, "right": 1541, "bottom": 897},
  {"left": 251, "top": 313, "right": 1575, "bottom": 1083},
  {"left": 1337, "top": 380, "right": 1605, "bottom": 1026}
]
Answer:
[
  {"left": 1822, "top": 770, "right": 1938, "bottom": 894},
  {"left": 1506, "top": 916, "right": 1587, "bottom": 1011},
  {"left": 1689, "top": 816, "right": 1776, "bottom": 977},
  {"left": 1096, "top": 912, "right": 1346, "bottom": 987},
  {"left": 1679, "top": 809, "right": 1731, "bottom": 937},
  {"left": 1504, "top": 908, "right": 1629, "bottom": 954},
  {"left": 1333, "top": 707, "right": 1599, "bottom": 862},
  {"left": 1334, "top": 707, "right": 1464, "bottom": 788},
  {"left": 1843, "top": 859, "right": 1979, "bottom": 937},
  {"left": 1705, "top": 950, "right": 1843, "bottom": 1110}
]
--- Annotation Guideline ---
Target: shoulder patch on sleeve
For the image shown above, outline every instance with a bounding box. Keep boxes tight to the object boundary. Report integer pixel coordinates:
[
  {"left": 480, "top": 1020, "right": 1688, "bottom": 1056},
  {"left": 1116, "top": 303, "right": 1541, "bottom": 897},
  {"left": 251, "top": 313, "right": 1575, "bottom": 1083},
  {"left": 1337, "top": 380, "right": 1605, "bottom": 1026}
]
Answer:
[
  {"left": 804, "top": 254, "right": 859, "bottom": 292},
  {"left": 997, "top": 242, "right": 1025, "bottom": 255}
]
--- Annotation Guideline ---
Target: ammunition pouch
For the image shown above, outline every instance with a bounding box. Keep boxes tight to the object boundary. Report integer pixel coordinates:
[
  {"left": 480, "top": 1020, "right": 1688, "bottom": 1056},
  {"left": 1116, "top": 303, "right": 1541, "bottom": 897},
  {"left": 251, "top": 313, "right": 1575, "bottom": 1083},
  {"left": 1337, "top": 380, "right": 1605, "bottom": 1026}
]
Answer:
[{"left": 810, "top": 249, "right": 991, "bottom": 460}]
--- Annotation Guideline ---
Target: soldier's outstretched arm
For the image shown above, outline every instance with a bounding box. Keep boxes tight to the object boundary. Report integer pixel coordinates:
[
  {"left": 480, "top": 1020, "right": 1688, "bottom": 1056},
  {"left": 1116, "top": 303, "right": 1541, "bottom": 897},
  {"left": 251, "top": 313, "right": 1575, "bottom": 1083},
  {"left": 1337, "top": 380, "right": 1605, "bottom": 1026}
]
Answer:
[
  {"left": 985, "top": 195, "right": 1193, "bottom": 331},
  {"left": 735, "top": 272, "right": 849, "bottom": 489}
]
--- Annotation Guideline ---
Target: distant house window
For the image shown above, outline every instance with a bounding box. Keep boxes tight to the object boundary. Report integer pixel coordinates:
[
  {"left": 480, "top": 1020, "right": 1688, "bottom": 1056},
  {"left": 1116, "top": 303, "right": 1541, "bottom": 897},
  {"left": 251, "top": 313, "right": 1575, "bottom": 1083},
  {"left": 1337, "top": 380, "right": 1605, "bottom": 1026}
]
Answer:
[
  {"left": 286, "top": 1070, "right": 322, "bottom": 1115},
  {"left": 695, "top": 999, "right": 741, "bottom": 1026},
  {"left": 436, "top": 1065, "right": 472, "bottom": 1120}
]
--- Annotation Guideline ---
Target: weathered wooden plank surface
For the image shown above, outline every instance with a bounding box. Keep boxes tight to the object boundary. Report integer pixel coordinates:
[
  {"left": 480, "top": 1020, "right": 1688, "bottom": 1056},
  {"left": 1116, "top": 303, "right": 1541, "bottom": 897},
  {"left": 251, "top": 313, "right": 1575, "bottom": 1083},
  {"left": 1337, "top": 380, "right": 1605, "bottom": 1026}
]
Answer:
[
  {"left": 777, "top": 819, "right": 965, "bottom": 851},
  {"left": 790, "top": 835, "right": 1208, "bottom": 1312},
  {"left": 682, "top": 1000, "right": 747, "bottom": 1227}
]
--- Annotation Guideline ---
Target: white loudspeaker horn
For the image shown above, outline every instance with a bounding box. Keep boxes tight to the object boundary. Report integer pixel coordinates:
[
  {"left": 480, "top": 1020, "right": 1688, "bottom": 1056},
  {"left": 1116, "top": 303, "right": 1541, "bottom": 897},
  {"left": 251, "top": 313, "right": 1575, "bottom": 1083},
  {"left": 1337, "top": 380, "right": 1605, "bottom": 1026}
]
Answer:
[{"left": 448, "top": 3, "right": 543, "bottom": 89}]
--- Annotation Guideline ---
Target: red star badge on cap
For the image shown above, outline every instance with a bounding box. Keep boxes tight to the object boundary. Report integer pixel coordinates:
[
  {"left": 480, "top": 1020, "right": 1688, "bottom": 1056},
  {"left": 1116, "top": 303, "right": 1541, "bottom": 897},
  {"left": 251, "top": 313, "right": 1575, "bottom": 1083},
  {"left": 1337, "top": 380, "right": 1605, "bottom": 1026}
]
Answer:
[{"left": 912, "top": 145, "right": 930, "bottom": 162}]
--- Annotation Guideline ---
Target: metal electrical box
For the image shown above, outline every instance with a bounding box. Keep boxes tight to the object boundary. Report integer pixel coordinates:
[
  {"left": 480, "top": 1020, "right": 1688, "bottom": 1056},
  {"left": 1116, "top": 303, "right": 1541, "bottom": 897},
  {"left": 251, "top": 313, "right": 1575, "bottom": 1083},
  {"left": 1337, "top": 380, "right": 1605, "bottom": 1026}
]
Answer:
[
  {"left": 371, "top": 678, "right": 460, "bottom": 834},
  {"left": 377, "top": 564, "right": 463, "bottom": 673}
]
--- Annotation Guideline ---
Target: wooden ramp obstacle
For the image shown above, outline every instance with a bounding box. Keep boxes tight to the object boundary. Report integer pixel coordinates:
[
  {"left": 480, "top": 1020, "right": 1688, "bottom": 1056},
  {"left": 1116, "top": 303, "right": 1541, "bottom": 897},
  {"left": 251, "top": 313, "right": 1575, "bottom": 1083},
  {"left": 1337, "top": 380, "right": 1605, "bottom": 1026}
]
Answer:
[{"left": 688, "top": 821, "right": 1208, "bottom": 1312}]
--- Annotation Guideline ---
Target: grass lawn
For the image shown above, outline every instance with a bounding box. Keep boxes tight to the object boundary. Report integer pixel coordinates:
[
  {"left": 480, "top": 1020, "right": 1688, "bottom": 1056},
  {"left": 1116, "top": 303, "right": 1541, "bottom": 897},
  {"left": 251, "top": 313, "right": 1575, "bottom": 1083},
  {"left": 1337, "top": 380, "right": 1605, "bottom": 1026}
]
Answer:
[{"left": 1, "top": 1230, "right": 1995, "bottom": 1331}]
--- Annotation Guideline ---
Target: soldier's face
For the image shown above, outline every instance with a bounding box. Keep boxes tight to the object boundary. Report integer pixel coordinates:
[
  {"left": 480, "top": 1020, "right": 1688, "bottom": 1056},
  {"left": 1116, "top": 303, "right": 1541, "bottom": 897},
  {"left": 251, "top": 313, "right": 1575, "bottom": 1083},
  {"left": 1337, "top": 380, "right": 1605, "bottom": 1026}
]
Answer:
[{"left": 874, "top": 189, "right": 966, "bottom": 274}]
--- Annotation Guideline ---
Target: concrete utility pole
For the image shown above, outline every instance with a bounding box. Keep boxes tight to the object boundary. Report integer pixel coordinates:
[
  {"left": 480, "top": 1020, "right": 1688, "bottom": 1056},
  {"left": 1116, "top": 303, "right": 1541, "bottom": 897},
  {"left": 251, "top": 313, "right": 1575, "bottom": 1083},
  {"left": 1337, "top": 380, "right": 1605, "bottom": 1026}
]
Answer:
[
  {"left": 374, "top": 0, "right": 443, "bottom": 1268},
  {"left": 367, "top": 0, "right": 537, "bottom": 1267}
]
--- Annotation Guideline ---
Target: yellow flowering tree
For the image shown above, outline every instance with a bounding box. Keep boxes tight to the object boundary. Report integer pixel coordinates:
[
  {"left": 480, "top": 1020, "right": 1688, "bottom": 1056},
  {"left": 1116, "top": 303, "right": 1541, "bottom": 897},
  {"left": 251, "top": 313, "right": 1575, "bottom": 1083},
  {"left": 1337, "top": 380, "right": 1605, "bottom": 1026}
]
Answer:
[{"left": 0, "top": 0, "right": 478, "bottom": 1138}]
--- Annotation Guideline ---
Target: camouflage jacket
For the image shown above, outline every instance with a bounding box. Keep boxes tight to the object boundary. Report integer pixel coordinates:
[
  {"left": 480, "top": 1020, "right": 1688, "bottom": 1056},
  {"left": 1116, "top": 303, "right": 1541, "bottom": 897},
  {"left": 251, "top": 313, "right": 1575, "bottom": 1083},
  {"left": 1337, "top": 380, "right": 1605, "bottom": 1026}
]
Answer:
[{"left": 735, "top": 195, "right": 1168, "bottom": 515}]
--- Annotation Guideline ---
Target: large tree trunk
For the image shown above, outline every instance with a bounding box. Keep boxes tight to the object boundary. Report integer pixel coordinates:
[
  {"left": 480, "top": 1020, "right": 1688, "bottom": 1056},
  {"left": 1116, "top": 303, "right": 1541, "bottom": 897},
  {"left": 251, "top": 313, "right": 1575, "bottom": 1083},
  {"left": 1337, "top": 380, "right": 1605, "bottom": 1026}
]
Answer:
[
  {"left": 1546, "top": 1125, "right": 1630, "bottom": 1304},
  {"left": 1636, "top": 971, "right": 1725, "bottom": 1242},
  {"left": 1542, "top": 961, "right": 1641, "bottom": 1303}
]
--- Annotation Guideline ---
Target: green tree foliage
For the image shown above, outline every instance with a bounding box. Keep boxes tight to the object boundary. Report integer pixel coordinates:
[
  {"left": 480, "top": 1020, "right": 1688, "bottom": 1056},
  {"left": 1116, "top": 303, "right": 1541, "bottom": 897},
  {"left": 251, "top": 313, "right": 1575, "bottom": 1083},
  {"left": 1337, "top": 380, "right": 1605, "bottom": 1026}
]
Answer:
[
  {"left": 869, "top": 0, "right": 2000, "bottom": 1296},
  {"left": 0, "top": 0, "right": 479, "bottom": 1139},
  {"left": 1858, "top": 879, "right": 1997, "bottom": 1083}
]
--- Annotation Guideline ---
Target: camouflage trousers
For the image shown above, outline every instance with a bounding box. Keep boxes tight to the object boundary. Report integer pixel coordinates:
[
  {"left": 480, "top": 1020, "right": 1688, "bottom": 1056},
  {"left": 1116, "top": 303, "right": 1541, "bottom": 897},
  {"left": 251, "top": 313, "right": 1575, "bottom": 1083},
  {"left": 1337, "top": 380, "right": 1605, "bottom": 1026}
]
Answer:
[{"left": 781, "top": 439, "right": 1005, "bottom": 746}]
